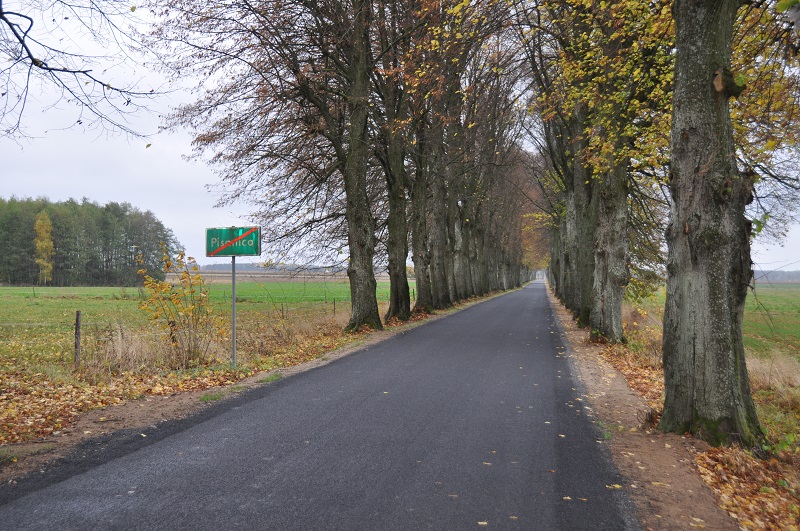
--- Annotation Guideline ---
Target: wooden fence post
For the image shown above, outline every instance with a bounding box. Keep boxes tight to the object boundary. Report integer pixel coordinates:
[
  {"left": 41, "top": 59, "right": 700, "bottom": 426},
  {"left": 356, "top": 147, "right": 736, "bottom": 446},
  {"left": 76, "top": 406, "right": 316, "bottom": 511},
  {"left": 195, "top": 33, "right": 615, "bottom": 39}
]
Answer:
[{"left": 74, "top": 310, "right": 82, "bottom": 370}]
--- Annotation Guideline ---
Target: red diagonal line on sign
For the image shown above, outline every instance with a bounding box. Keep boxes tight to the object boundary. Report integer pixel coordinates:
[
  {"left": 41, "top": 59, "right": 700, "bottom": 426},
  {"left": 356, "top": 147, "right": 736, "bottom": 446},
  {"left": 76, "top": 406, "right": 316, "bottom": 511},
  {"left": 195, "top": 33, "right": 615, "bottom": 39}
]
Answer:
[{"left": 209, "top": 227, "right": 259, "bottom": 256}]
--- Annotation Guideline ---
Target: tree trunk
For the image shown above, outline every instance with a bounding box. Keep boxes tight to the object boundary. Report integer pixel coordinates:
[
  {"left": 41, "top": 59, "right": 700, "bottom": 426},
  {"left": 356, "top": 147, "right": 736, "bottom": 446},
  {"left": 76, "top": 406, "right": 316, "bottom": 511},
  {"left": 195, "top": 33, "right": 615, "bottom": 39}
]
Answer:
[
  {"left": 470, "top": 224, "right": 484, "bottom": 296},
  {"left": 462, "top": 212, "right": 477, "bottom": 297},
  {"left": 446, "top": 90, "right": 470, "bottom": 303},
  {"left": 411, "top": 120, "right": 434, "bottom": 313},
  {"left": 562, "top": 167, "right": 596, "bottom": 326},
  {"left": 590, "top": 159, "right": 629, "bottom": 342},
  {"left": 569, "top": 105, "right": 596, "bottom": 328},
  {"left": 551, "top": 106, "right": 595, "bottom": 325},
  {"left": 428, "top": 120, "right": 452, "bottom": 309},
  {"left": 444, "top": 214, "right": 457, "bottom": 304},
  {"left": 661, "top": 0, "right": 761, "bottom": 446},
  {"left": 549, "top": 215, "right": 565, "bottom": 298},
  {"left": 541, "top": 115, "right": 569, "bottom": 300},
  {"left": 343, "top": 0, "right": 382, "bottom": 331},
  {"left": 384, "top": 134, "right": 411, "bottom": 322},
  {"left": 476, "top": 216, "right": 491, "bottom": 295},
  {"left": 450, "top": 198, "right": 470, "bottom": 301},
  {"left": 374, "top": 0, "right": 410, "bottom": 323}
]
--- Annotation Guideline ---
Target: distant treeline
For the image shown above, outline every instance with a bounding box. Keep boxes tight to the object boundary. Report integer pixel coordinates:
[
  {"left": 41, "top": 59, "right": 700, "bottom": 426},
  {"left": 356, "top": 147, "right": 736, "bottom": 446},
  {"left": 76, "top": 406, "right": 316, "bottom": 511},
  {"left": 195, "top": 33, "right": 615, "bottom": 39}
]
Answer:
[
  {"left": 754, "top": 270, "right": 800, "bottom": 284},
  {"left": 200, "top": 263, "right": 346, "bottom": 273},
  {"left": 0, "top": 197, "right": 180, "bottom": 286}
]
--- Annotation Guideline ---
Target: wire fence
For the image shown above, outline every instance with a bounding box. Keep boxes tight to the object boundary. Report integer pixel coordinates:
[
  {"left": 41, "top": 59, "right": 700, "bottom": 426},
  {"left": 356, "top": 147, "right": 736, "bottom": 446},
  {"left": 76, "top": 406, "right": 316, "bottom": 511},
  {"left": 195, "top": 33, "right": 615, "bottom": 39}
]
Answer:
[
  {"left": 0, "top": 300, "right": 354, "bottom": 343},
  {"left": 0, "top": 297, "right": 367, "bottom": 373},
  {"left": 0, "top": 281, "right": 417, "bottom": 377}
]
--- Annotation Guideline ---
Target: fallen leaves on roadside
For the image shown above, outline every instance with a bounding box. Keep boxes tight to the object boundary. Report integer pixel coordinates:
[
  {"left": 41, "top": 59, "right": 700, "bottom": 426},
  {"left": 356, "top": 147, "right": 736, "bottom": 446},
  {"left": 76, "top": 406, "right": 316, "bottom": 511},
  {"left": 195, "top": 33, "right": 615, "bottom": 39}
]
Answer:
[
  {"left": 598, "top": 344, "right": 663, "bottom": 410},
  {"left": 596, "top": 327, "right": 800, "bottom": 529},
  {"left": 1, "top": 316, "right": 360, "bottom": 446},
  {"left": 1, "top": 370, "right": 124, "bottom": 444},
  {"left": 695, "top": 446, "right": 800, "bottom": 529},
  {"left": 0, "top": 368, "right": 254, "bottom": 444}
]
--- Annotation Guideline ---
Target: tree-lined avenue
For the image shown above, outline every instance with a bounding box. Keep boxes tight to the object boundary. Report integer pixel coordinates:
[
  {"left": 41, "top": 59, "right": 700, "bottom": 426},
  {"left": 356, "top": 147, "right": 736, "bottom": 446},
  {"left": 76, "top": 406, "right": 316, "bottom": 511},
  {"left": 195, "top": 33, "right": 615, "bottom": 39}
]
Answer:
[{"left": 0, "top": 281, "right": 633, "bottom": 529}]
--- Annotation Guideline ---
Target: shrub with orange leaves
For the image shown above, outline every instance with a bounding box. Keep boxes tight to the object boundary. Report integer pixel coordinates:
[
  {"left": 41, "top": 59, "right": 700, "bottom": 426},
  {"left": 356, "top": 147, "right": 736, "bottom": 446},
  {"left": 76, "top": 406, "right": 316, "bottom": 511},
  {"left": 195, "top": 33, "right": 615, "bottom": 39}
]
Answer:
[{"left": 137, "top": 245, "right": 227, "bottom": 369}]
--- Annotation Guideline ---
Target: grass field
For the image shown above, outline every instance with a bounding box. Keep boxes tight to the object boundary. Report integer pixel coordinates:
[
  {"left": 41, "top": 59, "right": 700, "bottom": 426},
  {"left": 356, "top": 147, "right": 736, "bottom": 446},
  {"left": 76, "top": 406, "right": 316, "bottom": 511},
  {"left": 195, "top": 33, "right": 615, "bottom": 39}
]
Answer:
[
  {"left": 210, "top": 279, "right": 392, "bottom": 304},
  {"left": 743, "top": 284, "right": 800, "bottom": 360},
  {"left": 0, "top": 280, "right": 404, "bottom": 343},
  {"left": 0, "top": 280, "right": 404, "bottom": 380},
  {"left": 0, "top": 279, "right": 398, "bottom": 319},
  {"left": 1, "top": 280, "right": 795, "bottom": 382}
]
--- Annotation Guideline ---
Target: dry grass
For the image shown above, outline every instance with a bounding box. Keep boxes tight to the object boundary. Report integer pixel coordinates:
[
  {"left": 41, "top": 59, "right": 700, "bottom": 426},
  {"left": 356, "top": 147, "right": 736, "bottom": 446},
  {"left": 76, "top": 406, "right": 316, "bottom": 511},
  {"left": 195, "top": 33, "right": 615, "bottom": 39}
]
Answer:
[
  {"left": 595, "top": 305, "right": 665, "bottom": 410},
  {"left": 619, "top": 303, "right": 800, "bottom": 453},
  {"left": 748, "top": 354, "right": 800, "bottom": 390},
  {"left": 78, "top": 324, "right": 230, "bottom": 383},
  {"left": 236, "top": 311, "right": 354, "bottom": 370},
  {"left": 79, "top": 325, "right": 160, "bottom": 381},
  {"left": 77, "top": 298, "right": 367, "bottom": 382},
  {"left": 622, "top": 306, "right": 663, "bottom": 371}
]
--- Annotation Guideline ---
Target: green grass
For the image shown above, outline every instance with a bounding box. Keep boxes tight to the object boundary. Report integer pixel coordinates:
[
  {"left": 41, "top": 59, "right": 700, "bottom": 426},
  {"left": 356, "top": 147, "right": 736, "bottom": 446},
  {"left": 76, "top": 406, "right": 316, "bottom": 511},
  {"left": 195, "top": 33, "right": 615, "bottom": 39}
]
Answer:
[
  {"left": 628, "top": 284, "right": 800, "bottom": 452},
  {"left": 257, "top": 373, "right": 282, "bottom": 384},
  {"left": 0, "top": 281, "right": 403, "bottom": 322},
  {"left": 0, "top": 287, "right": 148, "bottom": 373},
  {"left": 0, "top": 443, "right": 54, "bottom": 465},
  {"left": 0, "top": 447, "right": 18, "bottom": 465},
  {"left": 206, "top": 280, "right": 408, "bottom": 305},
  {"left": 0, "top": 286, "right": 145, "bottom": 326},
  {"left": 743, "top": 284, "right": 800, "bottom": 360},
  {"left": 0, "top": 280, "right": 403, "bottom": 330},
  {"left": 0, "top": 280, "right": 408, "bottom": 374},
  {"left": 199, "top": 392, "right": 225, "bottom": 402}
]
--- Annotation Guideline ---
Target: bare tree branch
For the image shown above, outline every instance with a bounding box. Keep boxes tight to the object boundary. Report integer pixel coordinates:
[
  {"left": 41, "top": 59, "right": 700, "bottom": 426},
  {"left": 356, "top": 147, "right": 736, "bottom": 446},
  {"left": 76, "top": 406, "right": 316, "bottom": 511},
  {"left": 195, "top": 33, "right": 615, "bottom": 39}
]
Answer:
[{"left": 0, "top": 0, "right": 159, "bottom": 137}]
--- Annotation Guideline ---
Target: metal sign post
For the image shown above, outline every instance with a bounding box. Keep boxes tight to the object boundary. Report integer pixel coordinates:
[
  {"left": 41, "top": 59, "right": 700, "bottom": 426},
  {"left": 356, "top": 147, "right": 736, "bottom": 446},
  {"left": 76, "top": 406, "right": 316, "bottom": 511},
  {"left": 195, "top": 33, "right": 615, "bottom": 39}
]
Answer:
[
  {"left": 231, "top": 255, "right": 236, "bottom": 369},
  {"left": 206, "top": 227, "right": 261, "bottom": 369}
]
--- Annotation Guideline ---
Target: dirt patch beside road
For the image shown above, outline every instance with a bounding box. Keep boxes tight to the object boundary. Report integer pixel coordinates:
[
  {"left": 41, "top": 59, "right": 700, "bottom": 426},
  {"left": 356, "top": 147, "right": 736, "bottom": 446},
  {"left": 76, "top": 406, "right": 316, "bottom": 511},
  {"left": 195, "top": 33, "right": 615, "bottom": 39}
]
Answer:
[{"left": 548, "top": 288, "right": 738, "bottom": 530}]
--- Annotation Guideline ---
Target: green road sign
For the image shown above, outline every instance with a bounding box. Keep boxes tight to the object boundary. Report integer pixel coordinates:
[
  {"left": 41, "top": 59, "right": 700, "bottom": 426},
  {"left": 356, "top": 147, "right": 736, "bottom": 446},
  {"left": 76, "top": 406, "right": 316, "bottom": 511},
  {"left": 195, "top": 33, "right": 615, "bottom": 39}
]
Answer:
[{"left": 206, "top": 226, "right": 262, "bottom": 257}]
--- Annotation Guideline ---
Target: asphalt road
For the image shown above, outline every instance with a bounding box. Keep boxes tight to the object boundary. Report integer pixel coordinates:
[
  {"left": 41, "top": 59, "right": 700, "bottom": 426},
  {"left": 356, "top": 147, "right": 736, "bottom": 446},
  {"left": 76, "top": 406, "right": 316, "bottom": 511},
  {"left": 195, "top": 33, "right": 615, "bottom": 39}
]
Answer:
[{"left": 0, "top": 280, "right": 635, "bottom": 530}]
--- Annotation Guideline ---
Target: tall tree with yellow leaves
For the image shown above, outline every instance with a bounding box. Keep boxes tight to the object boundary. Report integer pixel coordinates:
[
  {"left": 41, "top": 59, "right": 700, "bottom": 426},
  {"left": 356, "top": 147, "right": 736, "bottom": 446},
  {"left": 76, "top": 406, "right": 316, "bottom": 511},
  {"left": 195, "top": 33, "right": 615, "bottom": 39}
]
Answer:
[{"left": 34, "top": 210, "right": 54, "bottom": 285}]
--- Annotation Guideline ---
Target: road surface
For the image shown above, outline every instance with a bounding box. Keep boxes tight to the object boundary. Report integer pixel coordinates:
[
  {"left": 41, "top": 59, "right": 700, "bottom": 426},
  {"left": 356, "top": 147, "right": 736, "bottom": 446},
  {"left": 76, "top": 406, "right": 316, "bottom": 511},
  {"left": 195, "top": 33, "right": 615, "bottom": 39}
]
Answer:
[{"left": 0, "top": 281, "right": 635, "bottom": 530}]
